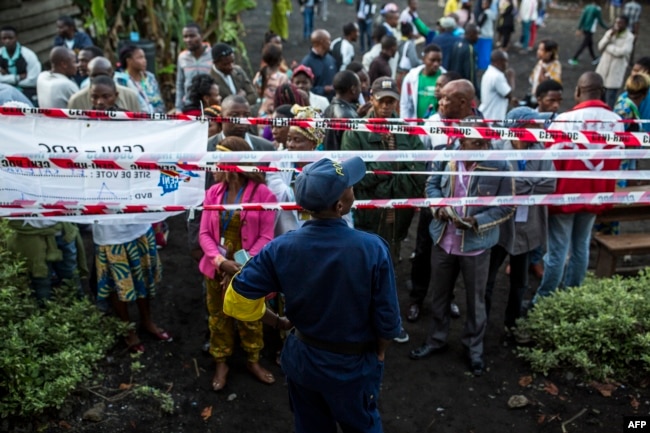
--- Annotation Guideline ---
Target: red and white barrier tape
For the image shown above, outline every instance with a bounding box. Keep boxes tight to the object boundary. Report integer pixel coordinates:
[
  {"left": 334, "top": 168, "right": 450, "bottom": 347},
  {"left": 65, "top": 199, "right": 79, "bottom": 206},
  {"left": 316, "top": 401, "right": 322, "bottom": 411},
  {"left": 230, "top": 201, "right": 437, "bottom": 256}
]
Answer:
[
  {"left": 3, "top": 106, "right": 650, "bottom": 124},
  {"left": 1, "top": 107, "right": 649, "bottom": 145},
  {"left": 1, "top": 191, "right": 648, "bottom": 217},
  {"left": 1, "top": 148, "right": 648, "bottom": 170}
]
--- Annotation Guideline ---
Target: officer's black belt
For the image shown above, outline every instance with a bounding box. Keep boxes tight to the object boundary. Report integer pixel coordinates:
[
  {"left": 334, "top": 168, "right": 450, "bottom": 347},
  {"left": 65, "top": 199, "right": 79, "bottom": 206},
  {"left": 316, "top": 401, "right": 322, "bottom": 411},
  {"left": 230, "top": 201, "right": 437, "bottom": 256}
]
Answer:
[{"left": 294, "top": 329, "right": 376, "bottom": 356}]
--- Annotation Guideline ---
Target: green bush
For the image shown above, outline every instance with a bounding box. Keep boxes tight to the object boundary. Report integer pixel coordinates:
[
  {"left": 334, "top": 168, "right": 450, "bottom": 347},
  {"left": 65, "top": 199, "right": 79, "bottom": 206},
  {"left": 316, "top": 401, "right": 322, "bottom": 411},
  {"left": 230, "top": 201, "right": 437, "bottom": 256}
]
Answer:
[
  {"left": 0, "top": 220, "right": 122, "bottom": 418},
  {"left": 517, "top": 270, "right": 650, "bottom": 381}
]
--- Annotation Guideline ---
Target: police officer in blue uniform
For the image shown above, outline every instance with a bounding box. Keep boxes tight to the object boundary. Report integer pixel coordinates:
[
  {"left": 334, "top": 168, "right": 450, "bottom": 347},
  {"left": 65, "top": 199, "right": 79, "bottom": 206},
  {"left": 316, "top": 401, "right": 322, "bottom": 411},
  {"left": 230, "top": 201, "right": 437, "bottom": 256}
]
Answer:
[{"left": 223, "top": 156, "right": 401, "bottom": 433}]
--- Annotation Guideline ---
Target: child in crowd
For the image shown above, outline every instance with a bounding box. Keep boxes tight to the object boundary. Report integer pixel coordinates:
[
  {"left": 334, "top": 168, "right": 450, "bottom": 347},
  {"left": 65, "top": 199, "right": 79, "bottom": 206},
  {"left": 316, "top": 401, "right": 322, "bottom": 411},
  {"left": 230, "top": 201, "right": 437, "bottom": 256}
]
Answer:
[{"left": 529, "top": 40, "right": 562, "bottom": 105}]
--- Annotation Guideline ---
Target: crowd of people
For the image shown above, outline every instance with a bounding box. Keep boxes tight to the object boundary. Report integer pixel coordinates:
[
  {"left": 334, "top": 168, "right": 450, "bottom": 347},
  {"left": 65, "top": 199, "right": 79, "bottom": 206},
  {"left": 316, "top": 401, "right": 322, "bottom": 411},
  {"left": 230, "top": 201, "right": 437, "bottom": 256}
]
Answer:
[{"left": 0, "top": 3, "right": 648, "bottom": 432}]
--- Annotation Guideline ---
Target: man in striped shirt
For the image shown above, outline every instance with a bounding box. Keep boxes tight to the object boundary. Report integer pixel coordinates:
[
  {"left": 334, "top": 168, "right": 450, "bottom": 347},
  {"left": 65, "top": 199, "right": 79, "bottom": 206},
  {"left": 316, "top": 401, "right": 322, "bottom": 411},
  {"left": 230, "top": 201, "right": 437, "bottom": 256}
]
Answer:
[{"left": 175, "top": 23, "right": 212, "bottom": 111}]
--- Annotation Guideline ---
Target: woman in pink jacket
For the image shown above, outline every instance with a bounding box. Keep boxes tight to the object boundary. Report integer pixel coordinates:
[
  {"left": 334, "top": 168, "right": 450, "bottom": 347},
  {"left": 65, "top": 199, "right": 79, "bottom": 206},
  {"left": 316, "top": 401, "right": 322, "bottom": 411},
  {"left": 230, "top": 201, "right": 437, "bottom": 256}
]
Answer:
[{"left": 199, "top": 136, "right": 277, "bottom": 392}]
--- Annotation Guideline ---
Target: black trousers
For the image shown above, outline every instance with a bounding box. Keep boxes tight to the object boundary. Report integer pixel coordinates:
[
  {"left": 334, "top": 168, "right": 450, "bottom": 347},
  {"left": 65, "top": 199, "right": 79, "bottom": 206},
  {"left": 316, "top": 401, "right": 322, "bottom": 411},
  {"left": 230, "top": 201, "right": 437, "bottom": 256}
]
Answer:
[
  {"left": 484, "top": 245, "right": 530, "bottom": 329},
  {"left": 573, "top": 31, "right": 596, "bottom": 61},
  {"left": 409, "top": 208, "right": 433, "bottom": 305}
]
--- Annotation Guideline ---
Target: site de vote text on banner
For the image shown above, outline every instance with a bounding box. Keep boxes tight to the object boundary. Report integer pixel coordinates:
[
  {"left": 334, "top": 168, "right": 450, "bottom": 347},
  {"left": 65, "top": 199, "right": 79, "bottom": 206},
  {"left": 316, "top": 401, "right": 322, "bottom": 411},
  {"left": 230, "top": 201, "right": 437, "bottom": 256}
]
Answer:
[{"left": 0, "top": 114, "right": 207, "bottom": 223}]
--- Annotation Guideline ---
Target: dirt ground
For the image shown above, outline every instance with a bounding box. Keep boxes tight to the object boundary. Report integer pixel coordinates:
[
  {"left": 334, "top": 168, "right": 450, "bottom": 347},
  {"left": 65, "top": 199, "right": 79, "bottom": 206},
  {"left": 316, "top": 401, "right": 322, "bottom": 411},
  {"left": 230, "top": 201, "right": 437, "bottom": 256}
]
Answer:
[{"left": 9, "top": 1, "right": 650, "bottom": 432}]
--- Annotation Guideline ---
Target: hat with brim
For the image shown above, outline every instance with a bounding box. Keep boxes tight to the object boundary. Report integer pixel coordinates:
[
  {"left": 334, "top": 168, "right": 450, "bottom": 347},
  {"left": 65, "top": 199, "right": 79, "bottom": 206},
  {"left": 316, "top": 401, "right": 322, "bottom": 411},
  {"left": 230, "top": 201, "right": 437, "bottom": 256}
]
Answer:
[
  {"left": 439, "top": 17, "right": 457, "bottom": 29},
  {"left": 381, "top": 2, "right": 399, "bottom": 14},
  {"left": 371, "top": 76, "right": 400, "bottom": 100},
  {"left": 292, "top": 64, "right": 315, "bottom": 82},
  {"left": 502, "top": 106, "right": 553, "bottom": 128},
  {"left": 295, "top": 157, "right": 366, "bottom": 212}
]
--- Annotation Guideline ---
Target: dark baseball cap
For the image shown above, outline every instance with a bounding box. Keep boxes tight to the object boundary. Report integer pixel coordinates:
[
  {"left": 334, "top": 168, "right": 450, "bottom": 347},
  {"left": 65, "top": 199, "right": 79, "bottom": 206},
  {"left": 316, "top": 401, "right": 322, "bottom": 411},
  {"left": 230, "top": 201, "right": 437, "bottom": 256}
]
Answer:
[
  {"left": 211, "top": 43, "right": 234, "bottom": 60},
  {"left": 371, "top": 77, "right": 399, "bottom": 100},
  {"left": 295, "top": 157, "right": 366, "bottom": 212}
]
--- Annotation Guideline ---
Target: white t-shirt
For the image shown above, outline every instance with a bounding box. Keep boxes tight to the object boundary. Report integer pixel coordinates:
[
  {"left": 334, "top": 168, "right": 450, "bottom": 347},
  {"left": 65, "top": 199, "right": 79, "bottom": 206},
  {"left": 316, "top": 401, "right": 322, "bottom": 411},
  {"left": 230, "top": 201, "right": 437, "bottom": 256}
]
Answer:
[
  {"left": 479, "top": 9, "right": 496, "bottom": 38},
  {"left": 309, "top": 92, "right": 330, "bottom": 112},
  {"left": 339, "top": 39, "right": 355, "bottom": 71},
  {"left": 399, "top": 8, "right": 417, "bottom": 24},
  {"left": 92, "top": 223, "right": 151, "bottom": 246},
  {"left": 478, "top": 65, "right": 511, "bottom": 121},
  {"left": 36, "top": 71, "right": 79, "bottom": 108},
  {"left": 362, "top": 43, "right": 382, "bottom": 71}
]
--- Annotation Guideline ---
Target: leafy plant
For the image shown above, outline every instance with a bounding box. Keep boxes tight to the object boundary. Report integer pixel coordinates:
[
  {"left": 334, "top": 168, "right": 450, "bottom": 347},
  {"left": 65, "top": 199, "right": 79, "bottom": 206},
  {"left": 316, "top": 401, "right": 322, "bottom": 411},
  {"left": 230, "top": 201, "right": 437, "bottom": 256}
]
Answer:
[
  {"left": 0, "top": 220, "right": 123, "bottom": 418},
  {"left": 133, "top": 385, "right": 175, "bottom": 414},
  {"left": 517, "top": 270, "right": 650, "bottom": 381},
  {"left": 73, "top": 0, "right": 258, "bottom": 107}
]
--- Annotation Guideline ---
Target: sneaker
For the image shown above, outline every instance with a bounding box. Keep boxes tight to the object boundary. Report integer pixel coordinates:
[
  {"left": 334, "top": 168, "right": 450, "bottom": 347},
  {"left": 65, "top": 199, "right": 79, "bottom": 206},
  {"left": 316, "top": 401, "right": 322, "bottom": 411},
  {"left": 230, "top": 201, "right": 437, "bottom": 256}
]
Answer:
[
  {"left": 591, "top": 57, "right": 600, "bottom": 66},
  {"left": 450, "top": 302, "right": 461, "bottom": 318},
  {"left": 513, "top": 328, "right": 532, "bottom": 345},
  {"left": 568, "top": 59, "right": 579, "bottom": 66},
  {"left": 394, "top": 327, "right": 410, "bottom": 343}
]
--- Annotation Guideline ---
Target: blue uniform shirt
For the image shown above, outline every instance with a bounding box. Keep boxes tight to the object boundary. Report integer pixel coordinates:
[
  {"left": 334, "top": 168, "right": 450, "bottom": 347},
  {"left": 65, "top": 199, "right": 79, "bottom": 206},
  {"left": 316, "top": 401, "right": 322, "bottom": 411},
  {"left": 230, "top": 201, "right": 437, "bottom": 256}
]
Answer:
[{"left": 233, "top": 218, "right": 401, "bottom": 344}]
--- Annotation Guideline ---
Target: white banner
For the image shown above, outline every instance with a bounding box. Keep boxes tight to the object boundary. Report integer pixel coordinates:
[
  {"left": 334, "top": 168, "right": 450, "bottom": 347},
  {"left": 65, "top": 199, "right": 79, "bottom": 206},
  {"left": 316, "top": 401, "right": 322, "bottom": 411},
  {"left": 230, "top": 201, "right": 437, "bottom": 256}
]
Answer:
[{"left": 0, "top": 116, "right": 207, "bottom": 223}]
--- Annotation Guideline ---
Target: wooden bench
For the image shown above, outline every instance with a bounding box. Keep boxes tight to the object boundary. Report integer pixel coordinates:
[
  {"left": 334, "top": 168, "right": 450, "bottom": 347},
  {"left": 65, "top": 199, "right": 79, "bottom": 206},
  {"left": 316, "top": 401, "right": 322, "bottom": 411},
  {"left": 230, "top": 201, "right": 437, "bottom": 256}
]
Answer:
[
  {"left": 591, "top": 185, "right": 650, "bottom": 277},
  {"left": 593, "top": 233, "right": 650, "bottom": 277}
]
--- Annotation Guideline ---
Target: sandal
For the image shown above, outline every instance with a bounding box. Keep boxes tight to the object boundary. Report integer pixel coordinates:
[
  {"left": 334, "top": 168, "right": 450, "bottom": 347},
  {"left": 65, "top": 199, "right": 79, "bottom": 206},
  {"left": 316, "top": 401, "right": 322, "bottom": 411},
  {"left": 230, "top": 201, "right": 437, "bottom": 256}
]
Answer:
[
  {"left": 125, "top": 334, "right": 145, "bottom": 353},
  {"left": 129, "top": 342, "right": 145, "bottom": 353},
  {"left": 212, "top": 362, "right": 229, "bottom": 392},
  {"left": 247, "top": 362, "right": 275, "bottom": 385},
  {"left": 145, "top": 327, "right": 173, "bottom": 342}
]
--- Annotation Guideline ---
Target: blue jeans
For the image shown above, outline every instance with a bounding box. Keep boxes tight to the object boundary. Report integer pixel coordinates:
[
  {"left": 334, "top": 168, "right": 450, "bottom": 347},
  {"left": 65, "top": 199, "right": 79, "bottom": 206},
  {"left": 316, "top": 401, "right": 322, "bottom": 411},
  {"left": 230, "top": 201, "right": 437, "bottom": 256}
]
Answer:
[
  {"left": 532, "top": 212, "right": 596, "bottom": 303},
  {"left": 31, "top": 235, "right": 82, "bottom": 301},
  {"left": 357, "top": 18, "right": 373, "bottom": 53},
  {"left": 520, "top": 21, "right": 532, "bottom": 48},
  {"left": 303, "top": 7, "right": 314, "bottom": 40}
]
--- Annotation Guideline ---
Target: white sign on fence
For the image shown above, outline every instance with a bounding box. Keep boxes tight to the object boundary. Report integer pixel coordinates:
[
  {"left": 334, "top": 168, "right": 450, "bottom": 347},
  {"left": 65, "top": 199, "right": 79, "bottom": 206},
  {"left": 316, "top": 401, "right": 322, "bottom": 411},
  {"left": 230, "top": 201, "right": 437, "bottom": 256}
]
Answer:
[{"left": 0, "top": 116, "right": 207, "bottom": 223}]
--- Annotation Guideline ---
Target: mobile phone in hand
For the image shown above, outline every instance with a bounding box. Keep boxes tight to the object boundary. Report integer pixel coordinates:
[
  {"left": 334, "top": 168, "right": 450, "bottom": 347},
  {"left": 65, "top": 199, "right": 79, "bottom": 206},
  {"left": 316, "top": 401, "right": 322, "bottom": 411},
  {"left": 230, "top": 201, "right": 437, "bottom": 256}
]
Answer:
[{"left": 234, "top": 249, "right": 251, "bottom": 265}]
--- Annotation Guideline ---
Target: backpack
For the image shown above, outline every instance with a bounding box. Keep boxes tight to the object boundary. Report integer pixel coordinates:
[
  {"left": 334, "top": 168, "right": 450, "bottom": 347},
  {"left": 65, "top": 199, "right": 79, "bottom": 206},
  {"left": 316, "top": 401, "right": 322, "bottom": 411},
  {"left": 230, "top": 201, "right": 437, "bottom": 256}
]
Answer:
[{"left": 330, "top": 37, "right": 344, "bottom": 70}]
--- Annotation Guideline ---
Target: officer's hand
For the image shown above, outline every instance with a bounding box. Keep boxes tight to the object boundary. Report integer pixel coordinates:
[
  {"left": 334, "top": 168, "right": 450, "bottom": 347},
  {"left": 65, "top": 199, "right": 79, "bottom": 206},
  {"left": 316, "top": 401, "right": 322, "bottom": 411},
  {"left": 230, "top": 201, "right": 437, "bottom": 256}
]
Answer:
[
  {"left": 277, "top": 316, "right": 293, "bottom": 331},
  {"left": 219, "top": 259, "right": 242, "bottom": 275}
]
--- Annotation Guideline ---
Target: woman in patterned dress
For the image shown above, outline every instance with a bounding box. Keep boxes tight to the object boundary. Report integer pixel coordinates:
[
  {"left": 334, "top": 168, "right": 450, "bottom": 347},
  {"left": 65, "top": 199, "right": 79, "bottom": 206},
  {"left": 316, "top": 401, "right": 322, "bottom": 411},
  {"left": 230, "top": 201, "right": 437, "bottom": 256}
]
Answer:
[{"left": 198, "top": 136, "right": 278, "bottom": 391}]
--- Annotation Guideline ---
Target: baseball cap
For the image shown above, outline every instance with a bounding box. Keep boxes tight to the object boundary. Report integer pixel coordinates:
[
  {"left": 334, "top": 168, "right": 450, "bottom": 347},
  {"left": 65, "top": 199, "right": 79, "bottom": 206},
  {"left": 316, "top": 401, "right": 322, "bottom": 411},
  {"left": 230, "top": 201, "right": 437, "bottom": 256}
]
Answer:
[
  {"left": 370, "top": 76, "right": 399, "bottom": 100},
  {"left": 439, "top": 17, "right": 457, "bottom": 29},
  {"left": 211, "top": 43, "right": 234, "bottom": 60},
  {"left": 295, "top": 157, "right": 366, "bottom": 212},
  {"left": 292, "top": 64, "right": 315, "bottom": 82},
  {"left": 381, "top": 2, "right": 399, "bottom": 14},
  {"left": 502, "top": 106, "right": 553, "bottom": 128}
]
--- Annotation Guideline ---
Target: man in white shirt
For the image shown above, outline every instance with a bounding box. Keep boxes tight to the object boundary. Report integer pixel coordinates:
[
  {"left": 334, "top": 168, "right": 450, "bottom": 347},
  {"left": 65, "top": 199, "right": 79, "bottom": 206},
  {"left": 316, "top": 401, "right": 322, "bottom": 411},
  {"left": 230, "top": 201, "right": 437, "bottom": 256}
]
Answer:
[
  {"left": 36, "top": 46, "right": 79, "bottom": 108},
  {"left": 331, "top": 23, "right": 359, "bottom": 71},
  {"left": 478, "top": 50, "right": 515, "bottom": 120},
  {"left": 399, "top": 0, "right": 419, "bottom": 25}
]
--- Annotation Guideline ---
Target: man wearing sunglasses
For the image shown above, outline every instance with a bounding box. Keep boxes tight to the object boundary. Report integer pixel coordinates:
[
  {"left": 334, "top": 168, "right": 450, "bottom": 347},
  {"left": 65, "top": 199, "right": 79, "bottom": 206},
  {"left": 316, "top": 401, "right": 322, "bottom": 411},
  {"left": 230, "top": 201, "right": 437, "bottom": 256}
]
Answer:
[{"left": 210, "top": 42, "right": 257, "bottom": 106}]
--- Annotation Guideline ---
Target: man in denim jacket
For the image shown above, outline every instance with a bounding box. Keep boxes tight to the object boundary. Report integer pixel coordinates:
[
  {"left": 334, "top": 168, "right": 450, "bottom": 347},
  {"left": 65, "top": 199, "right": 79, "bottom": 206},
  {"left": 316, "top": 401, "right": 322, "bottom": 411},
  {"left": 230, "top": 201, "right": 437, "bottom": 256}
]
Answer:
[{"left": 409, "top": 123, "right": 514, "bottom": 376}]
